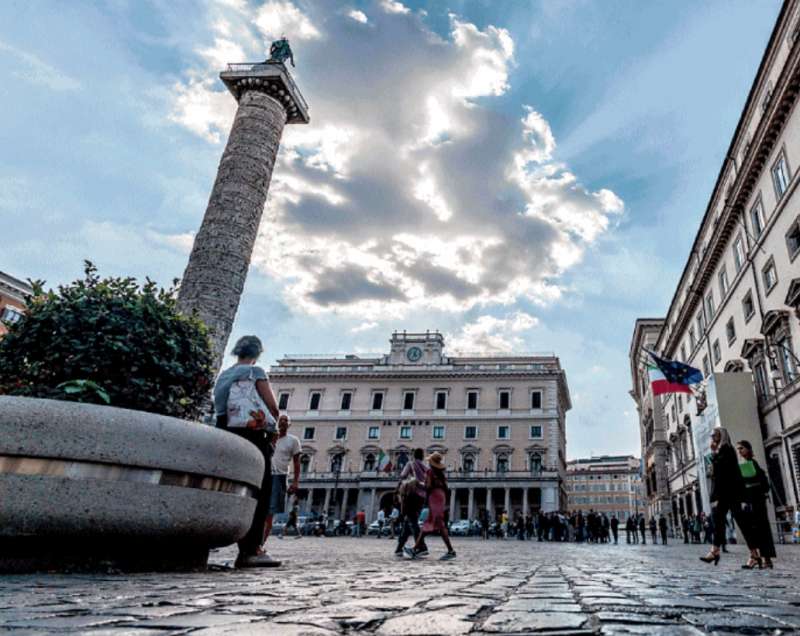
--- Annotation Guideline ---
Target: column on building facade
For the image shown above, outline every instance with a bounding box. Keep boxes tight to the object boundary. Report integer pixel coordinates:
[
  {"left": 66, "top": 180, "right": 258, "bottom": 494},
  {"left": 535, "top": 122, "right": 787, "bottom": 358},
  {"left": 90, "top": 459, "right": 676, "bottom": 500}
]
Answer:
[
  {"left": 467, "top": 488, "right": 475, "bottom": 521},
  {"left": 450, "top": 488, "right": 457, "bottom": 521},
  {"left": 340, "top": 488, "right": 349, "bottom": 520},
  {"left": 322, "top": 488, "right": 331, "bottom": 517},
  {"left": 522, "top": 487, "right": 529, "bottom": 517},
  {"left": 368, "top": 488, "right": 376, "bottom": 522},
  {"left": 305, "top": 488, "right": 314, "bottom": 514},
  {"left": 486, "top": 488, "right": 493, "bottom": 517},
  {"left": 504, "top": 487, "right": 510, "bottom": 515}
]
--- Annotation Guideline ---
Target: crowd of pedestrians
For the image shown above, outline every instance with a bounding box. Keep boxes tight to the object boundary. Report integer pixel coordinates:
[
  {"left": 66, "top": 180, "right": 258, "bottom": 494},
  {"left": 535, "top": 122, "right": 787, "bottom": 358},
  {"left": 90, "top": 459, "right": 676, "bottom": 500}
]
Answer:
[{"left": 212, "top": 341, "right": 781, "bottom": 570}]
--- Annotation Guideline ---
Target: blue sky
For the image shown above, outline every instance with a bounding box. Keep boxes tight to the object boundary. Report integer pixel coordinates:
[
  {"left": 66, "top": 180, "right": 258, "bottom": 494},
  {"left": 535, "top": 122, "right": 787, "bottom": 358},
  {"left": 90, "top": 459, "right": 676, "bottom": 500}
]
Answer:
[{"left": 0, "top": 0, "right": 781, "bottom": 458}]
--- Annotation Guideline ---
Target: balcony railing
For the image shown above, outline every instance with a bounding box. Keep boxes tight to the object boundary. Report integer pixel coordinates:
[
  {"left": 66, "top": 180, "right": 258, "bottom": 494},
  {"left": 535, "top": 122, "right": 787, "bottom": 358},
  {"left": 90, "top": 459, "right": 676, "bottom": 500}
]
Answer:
[{"left": 223, "top": 62, "right": 309, "bottom": 111}]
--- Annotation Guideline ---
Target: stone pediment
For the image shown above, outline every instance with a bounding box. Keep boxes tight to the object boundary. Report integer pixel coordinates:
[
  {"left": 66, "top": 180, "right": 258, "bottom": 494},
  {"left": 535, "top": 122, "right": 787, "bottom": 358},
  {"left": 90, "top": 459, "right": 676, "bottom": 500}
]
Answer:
[
  {"left": 723, "top": 359, "right": 745, "bottom": 372},
  {"left": 360, "top": 445, "right": 381, "bottom": 456},
  {"left": 761, "top": 309, "right": 789, "bottom": 335},
  {"left": 741, "top": 338, "right": 764, "bottom": 359},
  {"left": 492, "top": 444, "right": 514, "bottom": 454},
  {"left": 459, "top": 444, "right": 480, "bottom": 455}
]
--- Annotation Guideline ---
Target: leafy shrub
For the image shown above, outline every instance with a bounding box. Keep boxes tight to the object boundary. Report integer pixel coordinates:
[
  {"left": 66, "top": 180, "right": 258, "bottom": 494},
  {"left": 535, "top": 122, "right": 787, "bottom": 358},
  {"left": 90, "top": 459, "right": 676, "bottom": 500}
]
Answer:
[{"left": 0, "top": 262, "right": 213, "bottom": 419}]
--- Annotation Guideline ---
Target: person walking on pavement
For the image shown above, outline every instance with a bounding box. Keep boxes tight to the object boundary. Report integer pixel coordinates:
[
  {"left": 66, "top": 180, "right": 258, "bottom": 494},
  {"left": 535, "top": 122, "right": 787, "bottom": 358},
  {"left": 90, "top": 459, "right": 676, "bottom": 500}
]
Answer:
[
  {"left": 405, "top": 452, "right": 456, "bottom": 560},
  {"left": 737, "top": 440, "right": 776, "bottom": 569},
  {"left": 681, "top": 516, "right": 689, "bottom": 544},
  {"left": 700, "top": 427, "right": 755, "bottom": 566},
  {"left": 610, "top": 514, "right": 619, "bottom": 544},
  {"left": 638, "top": 514, "right": 646, "bottom": 544},
  {"left": 376, "top": 508, "right": 385, "bottom": 538},
  {"left": 659, "top": 514, "right": 668, "bottom": 545},
  {"left": 625, "top": 516, "right": 633, "bottom": 544},
  {"left": 649, "top": 516, "right": 657, "bottom": 544},
  {"left": 394, "top": 448, "right": 429, "bottom": 557},
  {"left": 213, "top": 335, "right": 281, "bottom": 568}
]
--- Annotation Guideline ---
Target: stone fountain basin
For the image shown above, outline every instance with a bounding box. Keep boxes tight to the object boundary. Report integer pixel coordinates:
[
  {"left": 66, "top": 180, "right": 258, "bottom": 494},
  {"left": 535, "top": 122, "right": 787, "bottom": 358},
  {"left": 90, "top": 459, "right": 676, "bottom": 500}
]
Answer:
[{"left": 0, "top": 396, "right": 264, "bottom": 572}]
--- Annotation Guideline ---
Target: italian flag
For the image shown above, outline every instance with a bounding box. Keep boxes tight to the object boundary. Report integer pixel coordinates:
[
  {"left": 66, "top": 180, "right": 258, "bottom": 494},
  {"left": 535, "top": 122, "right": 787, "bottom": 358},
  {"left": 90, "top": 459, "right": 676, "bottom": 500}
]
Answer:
[
  {"left": 648, "top": 364, "right": 692, "bottom": 396},
  {"left": 377, "top": 450, "right": 393, "bottom": 472}
]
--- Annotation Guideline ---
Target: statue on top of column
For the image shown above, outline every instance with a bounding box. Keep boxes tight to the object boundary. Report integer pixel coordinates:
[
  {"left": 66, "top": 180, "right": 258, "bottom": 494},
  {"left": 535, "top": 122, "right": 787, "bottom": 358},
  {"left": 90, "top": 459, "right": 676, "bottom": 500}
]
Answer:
[{"left": 268, "top": 37, "right": 295, "bottom": 67}]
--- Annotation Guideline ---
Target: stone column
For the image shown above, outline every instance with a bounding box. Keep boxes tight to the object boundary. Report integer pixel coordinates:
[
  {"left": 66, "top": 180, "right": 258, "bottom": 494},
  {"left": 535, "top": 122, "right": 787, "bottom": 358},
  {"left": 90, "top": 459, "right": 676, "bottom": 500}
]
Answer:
[
  {"left": 467, "top": 488, "right": 475, "bottom": 521},
  {"left": 177, "top": 64, "right": 308, "bottom": 373},
  {"left": 368, "top": 488, "right": 377, "bottom": 522},
  {"left": 523, "top": 487, "right": 529, "bottom": 517},
  {"left": 305, "top": 487, "right": 314, "bottom": 514},
  {"left": 504, "top": 487, "right": 511, "bottom": 515},
  {"left": 322, "top": 488, "right": 331, "bottom": 517},
  {"left": 340, "top": 488, "right": 349, "bottom": 520},
  {"left": 486, "top": 489, "right": 493, "bottom": 519},
  {"left": 449, "top": 488, "right": 457, "bottom": 521}
]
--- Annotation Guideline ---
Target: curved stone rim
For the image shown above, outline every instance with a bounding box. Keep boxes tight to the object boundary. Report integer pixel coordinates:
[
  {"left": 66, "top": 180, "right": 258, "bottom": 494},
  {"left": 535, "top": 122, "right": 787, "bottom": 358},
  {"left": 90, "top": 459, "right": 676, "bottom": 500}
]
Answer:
[{"left": 0, "top": 396, "right": 265, "bottom": 488}]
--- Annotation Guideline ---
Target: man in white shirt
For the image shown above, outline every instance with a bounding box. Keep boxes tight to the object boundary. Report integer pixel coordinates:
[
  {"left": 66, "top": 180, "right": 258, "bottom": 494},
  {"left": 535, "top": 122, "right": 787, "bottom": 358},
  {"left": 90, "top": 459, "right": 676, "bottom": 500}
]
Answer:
[{"left": 263, "top": 414, "right": 302, "bottom": 558}]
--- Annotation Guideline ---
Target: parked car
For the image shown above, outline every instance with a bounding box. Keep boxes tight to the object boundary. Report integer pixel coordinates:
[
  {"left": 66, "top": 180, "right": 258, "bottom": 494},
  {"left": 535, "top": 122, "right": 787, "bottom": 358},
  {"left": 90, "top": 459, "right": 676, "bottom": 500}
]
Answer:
[
  {"left": 367, "top": 520, "right": 392, "bottom": 536},
  {"left": 449, "top": 520, "right": 471, "bottom": 536}
]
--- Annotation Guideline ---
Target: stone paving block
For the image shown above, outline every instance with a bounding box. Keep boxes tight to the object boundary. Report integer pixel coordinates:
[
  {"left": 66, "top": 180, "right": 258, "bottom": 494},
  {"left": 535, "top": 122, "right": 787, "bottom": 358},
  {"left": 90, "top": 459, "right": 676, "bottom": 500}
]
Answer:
[
  {"left": 499, "top": 598, "right": 584, "bottom": 613},
  {"left": 682, "top": 610, "right": 786, "bottom": 631},
  {"left": 375, "top": 610, "right": 474, "bottom": 635},
  {"left": 481, "top": 610, "right": 589, "bottom": 632}
]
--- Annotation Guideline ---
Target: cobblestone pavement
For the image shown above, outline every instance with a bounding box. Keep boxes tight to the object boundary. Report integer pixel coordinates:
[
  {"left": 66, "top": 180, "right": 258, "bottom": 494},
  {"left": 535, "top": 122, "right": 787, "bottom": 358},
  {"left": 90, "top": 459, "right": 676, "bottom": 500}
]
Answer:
[{"left": 2, "top": 539, "right": 800, "bottom": 635}]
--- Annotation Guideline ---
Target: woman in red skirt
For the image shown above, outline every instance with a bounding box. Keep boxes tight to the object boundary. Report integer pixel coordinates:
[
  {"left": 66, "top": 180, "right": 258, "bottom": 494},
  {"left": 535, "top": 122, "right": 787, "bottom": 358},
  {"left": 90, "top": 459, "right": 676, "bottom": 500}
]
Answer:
[{"left": 405, "top": 452, "right": 456, "bottom": 560}]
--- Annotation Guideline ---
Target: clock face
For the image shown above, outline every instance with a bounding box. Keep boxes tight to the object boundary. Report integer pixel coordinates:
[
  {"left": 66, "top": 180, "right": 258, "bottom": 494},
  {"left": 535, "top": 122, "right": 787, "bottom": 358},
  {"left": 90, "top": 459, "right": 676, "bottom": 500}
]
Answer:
[{"left": 406, "top": 346, "right": 423, "bottom": 362}]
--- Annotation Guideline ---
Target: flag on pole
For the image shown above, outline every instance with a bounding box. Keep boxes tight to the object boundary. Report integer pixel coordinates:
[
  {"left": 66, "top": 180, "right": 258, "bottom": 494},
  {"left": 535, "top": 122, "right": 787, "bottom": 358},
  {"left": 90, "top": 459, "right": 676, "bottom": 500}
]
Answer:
[
  {"left": 645, "top": 349, "right": 703, "bottom": 396},
  {"left": 377, "top": 450, "right": 393, "bottom": 472}
]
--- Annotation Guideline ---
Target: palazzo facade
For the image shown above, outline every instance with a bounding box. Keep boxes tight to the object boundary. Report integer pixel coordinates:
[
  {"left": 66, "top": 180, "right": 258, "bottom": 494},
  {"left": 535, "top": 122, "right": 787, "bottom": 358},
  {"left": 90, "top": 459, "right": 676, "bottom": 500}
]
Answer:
[{"left": 269, "top": 331, "right": 571, "bottom": 522}]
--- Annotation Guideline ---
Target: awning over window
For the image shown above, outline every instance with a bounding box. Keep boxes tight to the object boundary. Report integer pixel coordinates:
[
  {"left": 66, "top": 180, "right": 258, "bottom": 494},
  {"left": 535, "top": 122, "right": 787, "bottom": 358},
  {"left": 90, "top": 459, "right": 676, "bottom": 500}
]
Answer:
[{"left": 761, "top": 309, "right": 790, "bottom": 335}]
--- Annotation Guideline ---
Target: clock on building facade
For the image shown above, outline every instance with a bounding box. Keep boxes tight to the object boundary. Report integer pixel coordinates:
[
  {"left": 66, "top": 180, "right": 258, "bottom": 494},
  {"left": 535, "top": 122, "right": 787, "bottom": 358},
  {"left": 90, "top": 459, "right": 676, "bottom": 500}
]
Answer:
[{"left": 406, "top": 346, "right": 423, "bottom": 362}]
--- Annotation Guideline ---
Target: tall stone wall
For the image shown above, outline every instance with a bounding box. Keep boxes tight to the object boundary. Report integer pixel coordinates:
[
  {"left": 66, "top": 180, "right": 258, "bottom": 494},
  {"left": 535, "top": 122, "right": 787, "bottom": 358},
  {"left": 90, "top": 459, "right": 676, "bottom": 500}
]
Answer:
[{"left": 178, "top": 91, "right": 288, "bottom": 372}]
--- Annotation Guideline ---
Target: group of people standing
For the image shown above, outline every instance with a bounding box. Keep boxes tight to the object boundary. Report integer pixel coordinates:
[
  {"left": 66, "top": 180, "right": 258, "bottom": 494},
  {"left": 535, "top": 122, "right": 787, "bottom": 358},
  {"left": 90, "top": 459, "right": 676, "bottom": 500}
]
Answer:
[{"left": 700, "top": 428, "right": 776, "bottom": 569}]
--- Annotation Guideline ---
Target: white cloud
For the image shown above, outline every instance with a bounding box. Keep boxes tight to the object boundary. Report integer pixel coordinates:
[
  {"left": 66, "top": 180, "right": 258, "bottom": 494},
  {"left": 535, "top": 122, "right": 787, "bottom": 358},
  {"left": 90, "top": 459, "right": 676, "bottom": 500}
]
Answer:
[
  {"left": 350, "top": 320, "right": 378, "bottom": 333},
  {"left": 0, "top": 39, "right": 80, "bottom": 92},
  {"left": 380, "top": 0, "right": 410, "bottom": 15},
  {"left": 170, "top": 1, "right": 623, "bottom": 319},
  {"left": 446, "top": 312, "right": 539, "bottom": 354},
  {"left": 254, "top": 1, "right": 321, "bottom": 41},
  {"left": 348, "top": 9, "right": 368, "bottom": 24}
]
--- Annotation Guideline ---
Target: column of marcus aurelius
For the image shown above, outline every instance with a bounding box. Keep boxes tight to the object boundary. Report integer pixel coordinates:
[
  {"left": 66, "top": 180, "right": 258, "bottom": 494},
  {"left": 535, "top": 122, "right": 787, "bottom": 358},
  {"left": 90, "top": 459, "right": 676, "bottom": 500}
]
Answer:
[{"left": 177, "top": 55, "right": 308, "bottom": 374}]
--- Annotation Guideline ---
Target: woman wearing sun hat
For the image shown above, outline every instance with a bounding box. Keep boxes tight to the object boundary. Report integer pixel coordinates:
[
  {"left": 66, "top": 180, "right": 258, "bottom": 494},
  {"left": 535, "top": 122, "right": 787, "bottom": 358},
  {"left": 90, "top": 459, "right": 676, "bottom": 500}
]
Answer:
[{"left": 405, "top": 452, "right": 456, "bottom": 560}]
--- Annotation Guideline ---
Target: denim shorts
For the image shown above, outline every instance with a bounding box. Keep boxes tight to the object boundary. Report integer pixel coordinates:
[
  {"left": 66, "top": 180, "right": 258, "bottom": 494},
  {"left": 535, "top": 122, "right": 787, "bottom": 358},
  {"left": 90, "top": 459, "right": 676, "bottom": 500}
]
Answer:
[{"left": 269, "top": 475, "right": 287, "bottom": 515}]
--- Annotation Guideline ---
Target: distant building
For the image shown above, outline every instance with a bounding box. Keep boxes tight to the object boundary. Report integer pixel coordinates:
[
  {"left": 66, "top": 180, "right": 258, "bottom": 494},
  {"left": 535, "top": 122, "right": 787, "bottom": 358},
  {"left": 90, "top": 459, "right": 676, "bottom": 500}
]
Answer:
[
  {"left": 0, "top": 272, "right": 33, "bottom": 337},
  {"left": 629, "top": 319, "right": 675, "bottom": 521},
  {"left": 565, "top": 455, "right": 645, "bottom": 521},
  {"left": 269, "top": 331, "right": 571, "bottom": 521}
]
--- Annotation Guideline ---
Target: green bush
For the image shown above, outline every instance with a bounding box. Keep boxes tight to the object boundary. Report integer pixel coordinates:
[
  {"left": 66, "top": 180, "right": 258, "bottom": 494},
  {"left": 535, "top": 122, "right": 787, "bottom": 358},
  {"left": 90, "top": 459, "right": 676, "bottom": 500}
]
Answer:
[{"left": 0, "top": 262, "right": 214, "bottom": 419}]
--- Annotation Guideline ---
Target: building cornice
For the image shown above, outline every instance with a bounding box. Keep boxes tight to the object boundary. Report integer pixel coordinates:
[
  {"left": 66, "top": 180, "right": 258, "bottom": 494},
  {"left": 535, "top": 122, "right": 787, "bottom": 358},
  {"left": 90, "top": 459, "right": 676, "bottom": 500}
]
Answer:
[{"left": 660, "top": 9, "right": 800, "bottom": 356}]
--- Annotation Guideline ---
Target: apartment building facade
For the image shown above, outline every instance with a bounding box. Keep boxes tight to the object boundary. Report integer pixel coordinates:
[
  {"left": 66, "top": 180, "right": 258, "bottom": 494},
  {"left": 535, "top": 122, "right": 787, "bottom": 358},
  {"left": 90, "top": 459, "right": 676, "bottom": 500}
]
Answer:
[
  {"left": 633, "top": 1, "right": 800, "bottom": 529},
  {"left": 565, "top": 455, "right": 645, "bottom": 521},
  {"left": 269, "top": 331, "right": 571, "bottom": 522},
  {"left": 0, "top": 272, "right": 32, "bottom": 337}
]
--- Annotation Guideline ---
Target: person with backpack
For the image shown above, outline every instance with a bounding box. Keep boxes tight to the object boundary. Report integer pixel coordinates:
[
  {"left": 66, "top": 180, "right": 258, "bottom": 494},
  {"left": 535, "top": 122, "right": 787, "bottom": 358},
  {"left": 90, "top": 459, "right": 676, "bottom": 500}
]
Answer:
[
  {"left": 405, "top": 452, "right": 456, "bottom": 560},
  {"left": 213, "top": 335, "right": 281, "bottom": 568},
  {"left": 394, "top": 448, "right": 429, "bottom": 557}
]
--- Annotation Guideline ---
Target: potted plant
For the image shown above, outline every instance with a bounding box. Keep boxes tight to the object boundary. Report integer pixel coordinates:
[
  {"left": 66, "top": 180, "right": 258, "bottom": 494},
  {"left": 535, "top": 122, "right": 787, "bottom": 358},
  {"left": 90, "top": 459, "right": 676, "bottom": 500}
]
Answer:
[{"left": 0, "top": 263, "right": 264, "bottom": 572}]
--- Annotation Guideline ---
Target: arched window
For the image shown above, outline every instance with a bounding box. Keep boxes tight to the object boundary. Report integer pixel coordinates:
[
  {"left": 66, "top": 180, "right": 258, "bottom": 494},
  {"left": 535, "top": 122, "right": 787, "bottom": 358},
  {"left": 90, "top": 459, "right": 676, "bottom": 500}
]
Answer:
[
  {"left": 364, "top": 453, "right": 376, "bottom": 471},
  {"left": 396, "top": 452, "right": 409, "bottom": 472},
  {"left": 529, "top": 452, "right": 542, "bottom": 475},
  {"left": 331, "top": 453, "right": 344, "bottom": 473},
  {"left": 300, "top": 454, "right": 311, "bottom": 475},
  {"left": 463, "top": 454, "right": 475, "bottom": 472},
  {"left": 496, "top": 455, "right": 509, "bottom": 473}
]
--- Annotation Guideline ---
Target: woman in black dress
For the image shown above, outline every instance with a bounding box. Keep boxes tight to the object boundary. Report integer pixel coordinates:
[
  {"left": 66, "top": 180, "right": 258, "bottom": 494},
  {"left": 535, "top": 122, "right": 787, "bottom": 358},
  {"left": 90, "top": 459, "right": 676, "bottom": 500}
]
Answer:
[
  {"left": 700, "top": 427, "right": 755, "bottom": 565},
  {"left": 737, "top": 440, "right": 776, "bottom": 569}
]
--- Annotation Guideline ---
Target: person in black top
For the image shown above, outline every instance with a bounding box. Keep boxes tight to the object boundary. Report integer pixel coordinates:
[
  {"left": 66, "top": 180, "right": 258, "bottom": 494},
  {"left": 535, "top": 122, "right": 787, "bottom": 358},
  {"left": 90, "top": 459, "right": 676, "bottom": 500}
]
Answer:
[
  {"left": 638, "top": 515, "right": 646, "bottom": 544},
  {"left": 700, "top": 427, "right": 755, "bottom": 565},
  {"left": 658, "top": 514, "right": 668, "bottom": 545},
  {"left": 737, "top": 440, "right": 776, "bottom": 569},
  {"left": 610, "top": 514, "right": 619, "bottom": 544}
]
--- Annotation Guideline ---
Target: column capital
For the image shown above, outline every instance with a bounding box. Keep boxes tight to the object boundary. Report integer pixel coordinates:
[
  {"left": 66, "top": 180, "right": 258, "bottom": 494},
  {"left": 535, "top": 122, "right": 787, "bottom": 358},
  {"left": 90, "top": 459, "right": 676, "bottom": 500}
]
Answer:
[{"left": 221, "top": 62, "right": 309, "bottom": 124}]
